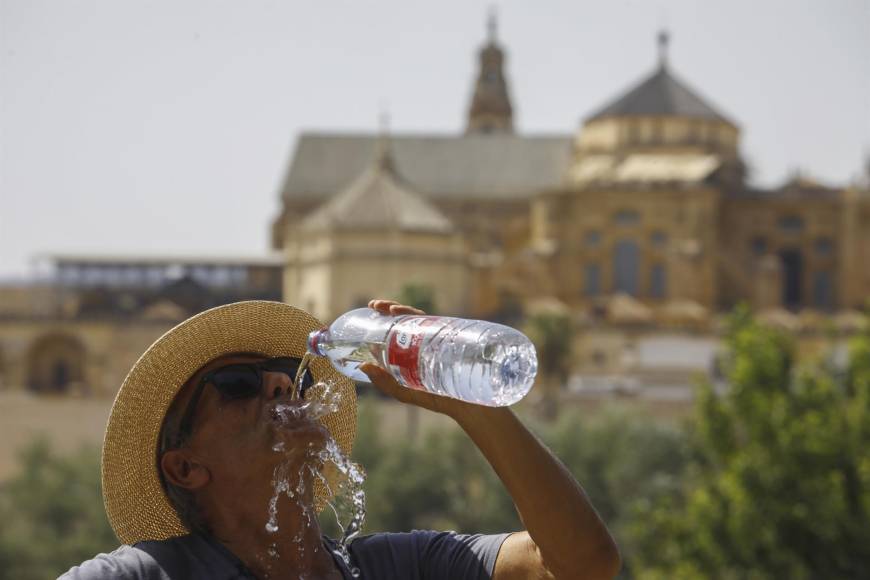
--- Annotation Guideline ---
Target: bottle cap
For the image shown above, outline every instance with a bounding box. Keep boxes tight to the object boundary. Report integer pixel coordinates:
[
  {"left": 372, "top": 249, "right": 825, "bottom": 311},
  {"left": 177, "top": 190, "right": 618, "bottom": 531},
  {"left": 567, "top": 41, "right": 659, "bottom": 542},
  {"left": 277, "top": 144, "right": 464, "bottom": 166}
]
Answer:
[{"left": 307, "top": 327, "right": 328, "bottom": 356}]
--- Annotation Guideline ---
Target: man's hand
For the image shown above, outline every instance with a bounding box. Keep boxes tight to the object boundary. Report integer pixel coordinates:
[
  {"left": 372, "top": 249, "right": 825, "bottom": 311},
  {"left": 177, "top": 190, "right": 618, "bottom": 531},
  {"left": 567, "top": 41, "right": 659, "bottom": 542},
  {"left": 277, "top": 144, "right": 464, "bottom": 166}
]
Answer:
[{"left": 359, "top": 299, "right": 480, "bottom": 418}]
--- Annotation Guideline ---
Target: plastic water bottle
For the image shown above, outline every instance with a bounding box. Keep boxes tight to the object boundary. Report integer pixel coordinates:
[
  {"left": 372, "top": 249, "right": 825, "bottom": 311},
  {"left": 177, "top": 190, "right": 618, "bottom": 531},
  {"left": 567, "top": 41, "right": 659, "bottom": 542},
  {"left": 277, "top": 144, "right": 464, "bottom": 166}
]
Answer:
[{"left": 307, "top": 308, "right": 538, "bottom": 407}]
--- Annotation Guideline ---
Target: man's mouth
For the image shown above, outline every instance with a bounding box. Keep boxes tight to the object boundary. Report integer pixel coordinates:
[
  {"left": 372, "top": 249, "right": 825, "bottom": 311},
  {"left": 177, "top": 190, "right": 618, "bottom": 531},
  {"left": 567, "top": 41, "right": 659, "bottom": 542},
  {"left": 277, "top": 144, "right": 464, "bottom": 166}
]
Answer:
[{"left": 270, "top": 399, "right": 306, "bottom": 423}]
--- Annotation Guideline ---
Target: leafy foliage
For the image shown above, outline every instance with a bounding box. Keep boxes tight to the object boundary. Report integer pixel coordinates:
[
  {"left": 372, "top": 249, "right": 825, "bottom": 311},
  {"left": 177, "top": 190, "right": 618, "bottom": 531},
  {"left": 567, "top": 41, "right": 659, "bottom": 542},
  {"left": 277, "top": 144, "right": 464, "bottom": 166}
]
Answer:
[
  {"left": 524, "top": 311, "right": 574, "bottom": 419},
  {"left": 396, "top": 284, "right": 436, "bottom": 314},
  {"left": 628, "top": 308, "right": 870, "bottom": 579},
  {"left": 0, "top": 439, "right": 116, "bottom": 580}
]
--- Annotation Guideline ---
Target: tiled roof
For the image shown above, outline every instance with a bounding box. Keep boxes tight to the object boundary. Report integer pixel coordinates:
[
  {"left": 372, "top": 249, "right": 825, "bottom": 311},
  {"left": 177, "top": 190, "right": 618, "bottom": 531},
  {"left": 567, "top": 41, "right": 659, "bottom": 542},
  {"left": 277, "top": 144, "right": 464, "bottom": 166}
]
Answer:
[
  {"left": 588, "top": 65, "right": 735, "bottom": 126},
  {"left": 300, "top": 148, "right": 454, "bottom": 234},
  {"left": 280, "top": 133, "right": 573, "bottom": 202}
]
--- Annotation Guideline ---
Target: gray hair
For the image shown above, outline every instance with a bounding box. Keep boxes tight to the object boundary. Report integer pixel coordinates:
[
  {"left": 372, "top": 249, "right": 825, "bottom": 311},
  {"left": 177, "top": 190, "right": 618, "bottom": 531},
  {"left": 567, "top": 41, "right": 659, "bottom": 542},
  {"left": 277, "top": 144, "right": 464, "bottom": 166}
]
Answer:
[{"left": 158, "top": 400, "right": 211, "bottom": 536}]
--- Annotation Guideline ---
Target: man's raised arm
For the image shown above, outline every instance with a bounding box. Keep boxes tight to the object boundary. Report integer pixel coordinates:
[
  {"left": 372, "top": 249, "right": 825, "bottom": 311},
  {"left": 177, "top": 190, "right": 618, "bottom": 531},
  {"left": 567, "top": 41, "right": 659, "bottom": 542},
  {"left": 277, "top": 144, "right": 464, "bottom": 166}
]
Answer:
[{"left": 362, "top": 299, "right": 621, "bottom": 580}]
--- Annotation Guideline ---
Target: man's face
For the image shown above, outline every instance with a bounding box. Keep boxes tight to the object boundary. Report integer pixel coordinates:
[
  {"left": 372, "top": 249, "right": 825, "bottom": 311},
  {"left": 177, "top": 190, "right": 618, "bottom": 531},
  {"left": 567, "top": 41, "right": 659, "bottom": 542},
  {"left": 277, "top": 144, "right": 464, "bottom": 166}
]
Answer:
[{"left": 167, "top": 353, "right": 332, "bottom": 523}]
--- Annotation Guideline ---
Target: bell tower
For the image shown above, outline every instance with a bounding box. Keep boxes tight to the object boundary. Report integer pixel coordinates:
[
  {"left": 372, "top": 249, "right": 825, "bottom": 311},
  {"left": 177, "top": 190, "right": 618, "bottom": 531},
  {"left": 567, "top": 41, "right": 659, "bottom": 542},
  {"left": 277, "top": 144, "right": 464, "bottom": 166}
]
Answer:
[{"left": 466, "top": 10, "right": 514, "bottom": 134}]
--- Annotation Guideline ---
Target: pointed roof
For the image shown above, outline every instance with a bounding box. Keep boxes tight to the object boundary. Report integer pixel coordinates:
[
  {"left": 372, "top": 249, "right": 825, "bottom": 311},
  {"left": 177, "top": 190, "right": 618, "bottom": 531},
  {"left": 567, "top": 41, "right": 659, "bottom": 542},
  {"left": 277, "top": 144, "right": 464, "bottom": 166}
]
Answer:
[
  {"left": 588, "top": 32, "right": 735, "bottom": 126},
  {"left": 301, "top": 135, "right": 454, "bottom": 234},
  {"left": 466, "top": 9, "right": 514, "bottom": 134},
  {"left": 281, "top": 132, "right": 572, "bottom": 202}
]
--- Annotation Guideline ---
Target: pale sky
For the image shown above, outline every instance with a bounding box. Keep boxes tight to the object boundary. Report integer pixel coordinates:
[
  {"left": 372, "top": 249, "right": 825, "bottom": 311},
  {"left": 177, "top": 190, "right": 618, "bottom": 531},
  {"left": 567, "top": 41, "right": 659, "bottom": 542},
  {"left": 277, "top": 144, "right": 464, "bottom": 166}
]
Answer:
[{"left": 1, "top": 0, "right": 868, "bottom": 279}]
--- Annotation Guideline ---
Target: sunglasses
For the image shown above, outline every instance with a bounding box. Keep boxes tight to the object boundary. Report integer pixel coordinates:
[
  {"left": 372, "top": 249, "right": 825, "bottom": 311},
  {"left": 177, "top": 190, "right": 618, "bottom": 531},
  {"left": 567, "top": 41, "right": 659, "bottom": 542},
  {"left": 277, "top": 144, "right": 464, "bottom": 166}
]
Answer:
[{"left": 174, "top": 357, "right": 313, "bottom": 445}]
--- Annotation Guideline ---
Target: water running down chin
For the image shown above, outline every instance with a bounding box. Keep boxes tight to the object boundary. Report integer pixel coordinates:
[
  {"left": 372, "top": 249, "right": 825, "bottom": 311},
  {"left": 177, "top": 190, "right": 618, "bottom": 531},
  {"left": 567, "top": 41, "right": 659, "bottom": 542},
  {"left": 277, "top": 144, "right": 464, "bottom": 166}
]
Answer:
[{"left": 265, "top": 380, "right": 365, "bottom": 579}]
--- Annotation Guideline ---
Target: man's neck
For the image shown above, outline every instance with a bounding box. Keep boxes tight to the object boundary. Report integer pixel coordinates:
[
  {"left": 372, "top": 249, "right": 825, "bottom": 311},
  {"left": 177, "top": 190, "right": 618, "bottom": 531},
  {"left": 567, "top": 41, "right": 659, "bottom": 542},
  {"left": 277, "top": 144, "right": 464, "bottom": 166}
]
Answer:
[{"left": 209, "top": 504, "right": 343, "bottom": 580}]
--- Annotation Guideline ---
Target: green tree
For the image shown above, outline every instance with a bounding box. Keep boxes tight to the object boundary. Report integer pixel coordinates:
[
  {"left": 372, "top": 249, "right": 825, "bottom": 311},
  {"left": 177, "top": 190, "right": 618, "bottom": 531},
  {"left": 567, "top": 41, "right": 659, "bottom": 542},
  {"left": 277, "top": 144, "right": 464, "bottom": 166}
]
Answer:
[
  {"left": 629, "top": 307, "right": 870, "bottom": 579},
  {"left": 524, "top": 310, "right": 573, "bottom": 419},
  {"left": 0, "top": 439, "right": 117, "bottom": 580},
  {"left": 397, "top": 284, "right": 436, "bottom": 314}
]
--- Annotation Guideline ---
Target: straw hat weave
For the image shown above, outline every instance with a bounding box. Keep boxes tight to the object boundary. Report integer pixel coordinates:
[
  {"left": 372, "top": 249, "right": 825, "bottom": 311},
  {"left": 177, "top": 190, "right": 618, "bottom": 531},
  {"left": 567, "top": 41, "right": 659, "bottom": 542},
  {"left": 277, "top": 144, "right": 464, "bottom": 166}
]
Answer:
[{"left": 101, "top": 301, "right": 356, "bottom": 545}]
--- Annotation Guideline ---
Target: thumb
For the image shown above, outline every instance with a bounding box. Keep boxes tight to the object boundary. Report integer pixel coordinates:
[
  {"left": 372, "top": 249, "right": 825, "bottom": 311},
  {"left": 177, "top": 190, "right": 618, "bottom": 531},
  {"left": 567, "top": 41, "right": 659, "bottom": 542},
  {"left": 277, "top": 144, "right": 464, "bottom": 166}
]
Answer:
[{"left": 360, "top": 363, "right": 404, "bottom": 398}]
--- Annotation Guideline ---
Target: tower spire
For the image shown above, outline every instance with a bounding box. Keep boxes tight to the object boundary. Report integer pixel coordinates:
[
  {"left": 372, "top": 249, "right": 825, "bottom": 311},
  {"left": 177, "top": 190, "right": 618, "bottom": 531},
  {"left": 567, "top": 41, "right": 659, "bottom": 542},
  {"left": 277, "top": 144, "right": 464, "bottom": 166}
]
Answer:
[
  {"left": 466, "top": 11, "right": 514, "bottom": 134},
  {"left": 487, "top": 6, "right": 498, "bottom": 44},
  {"left": 375, "top": 104, "right": 395, "bottom": 172},
  {"left": 657, "top": 30, "right": 670, "bottom": 69}
]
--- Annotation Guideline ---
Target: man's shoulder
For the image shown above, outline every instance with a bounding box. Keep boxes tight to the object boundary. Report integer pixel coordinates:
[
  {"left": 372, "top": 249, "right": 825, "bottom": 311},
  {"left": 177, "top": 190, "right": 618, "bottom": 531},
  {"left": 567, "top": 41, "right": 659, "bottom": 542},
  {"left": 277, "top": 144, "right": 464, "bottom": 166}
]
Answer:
[
  {"left": 58, "top": 544, "right": 166, "bottom": 580},
  {"left": 58, "top": 534, "right": 239, "bottom": 580},
  {"left": 347, "top": 530, "right": 510, "bottom": 580}
]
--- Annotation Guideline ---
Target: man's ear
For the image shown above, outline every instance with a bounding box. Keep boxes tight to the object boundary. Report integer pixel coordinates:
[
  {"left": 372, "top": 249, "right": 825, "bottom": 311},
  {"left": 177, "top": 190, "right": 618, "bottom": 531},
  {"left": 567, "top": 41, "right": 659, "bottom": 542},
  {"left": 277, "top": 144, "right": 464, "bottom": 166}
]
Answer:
[{"left": 161, "top": 449, "right": 210, "bottom": 491}]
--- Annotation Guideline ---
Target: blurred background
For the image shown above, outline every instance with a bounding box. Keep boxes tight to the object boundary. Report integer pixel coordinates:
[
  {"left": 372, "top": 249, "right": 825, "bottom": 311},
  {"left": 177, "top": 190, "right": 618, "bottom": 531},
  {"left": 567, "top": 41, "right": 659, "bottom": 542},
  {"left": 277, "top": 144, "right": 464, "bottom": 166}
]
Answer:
[{"left": 1, "top": 1, "right": 869, "bottom": 578}]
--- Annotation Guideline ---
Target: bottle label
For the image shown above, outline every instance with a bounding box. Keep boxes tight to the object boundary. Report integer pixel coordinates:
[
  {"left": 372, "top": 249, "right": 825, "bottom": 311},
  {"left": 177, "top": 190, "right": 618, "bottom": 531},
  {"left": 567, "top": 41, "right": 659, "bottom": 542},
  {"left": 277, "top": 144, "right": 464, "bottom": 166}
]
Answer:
[{"left": 387, "top": 316, "right": 441, "bottom": 391}]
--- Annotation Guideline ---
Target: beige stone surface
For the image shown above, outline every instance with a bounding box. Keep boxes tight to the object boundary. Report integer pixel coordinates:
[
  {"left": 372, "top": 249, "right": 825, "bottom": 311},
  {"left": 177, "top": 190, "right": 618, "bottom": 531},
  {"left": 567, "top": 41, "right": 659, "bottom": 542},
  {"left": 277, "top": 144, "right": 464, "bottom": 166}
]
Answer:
[{"left": 0, "top": 391, "right": 113, "bottom": 481}]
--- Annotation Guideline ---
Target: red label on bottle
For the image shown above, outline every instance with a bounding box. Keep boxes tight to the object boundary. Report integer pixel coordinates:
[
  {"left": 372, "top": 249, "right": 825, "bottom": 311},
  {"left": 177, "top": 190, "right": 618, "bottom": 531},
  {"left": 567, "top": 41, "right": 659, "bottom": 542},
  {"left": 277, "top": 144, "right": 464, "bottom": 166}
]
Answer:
[{"left": 387, "top": 317, "right": 441, "bottom": 391}]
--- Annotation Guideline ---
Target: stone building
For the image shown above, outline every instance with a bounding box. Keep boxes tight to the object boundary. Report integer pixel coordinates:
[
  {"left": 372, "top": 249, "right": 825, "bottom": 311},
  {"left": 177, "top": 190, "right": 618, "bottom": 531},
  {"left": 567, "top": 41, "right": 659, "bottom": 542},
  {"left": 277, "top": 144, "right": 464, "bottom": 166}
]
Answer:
[
  {"left": 0, "top": 255, "right": 282, "bottom": 396},
  {"left": 283, "top": 136, "right": 468, "bottom": 320},
  {"left": 273, "top": 26, "right": 870, "bottom": 323},
  {"left": 273, "top": 17, "right": 571, "bottom": 320}
]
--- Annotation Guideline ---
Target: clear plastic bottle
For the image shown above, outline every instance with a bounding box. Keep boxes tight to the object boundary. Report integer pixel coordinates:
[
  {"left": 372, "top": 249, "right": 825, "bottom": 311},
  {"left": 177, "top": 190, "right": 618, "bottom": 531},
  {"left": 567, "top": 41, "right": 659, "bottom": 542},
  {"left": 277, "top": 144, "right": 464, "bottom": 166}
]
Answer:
[{"left": 307, "top": 308, "right": 538, "bottom": 407}]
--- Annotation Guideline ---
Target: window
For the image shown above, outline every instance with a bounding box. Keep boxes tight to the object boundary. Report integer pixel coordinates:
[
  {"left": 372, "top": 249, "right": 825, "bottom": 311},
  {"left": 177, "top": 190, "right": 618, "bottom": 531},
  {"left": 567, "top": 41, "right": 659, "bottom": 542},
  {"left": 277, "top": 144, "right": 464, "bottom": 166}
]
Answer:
[
  {"left": 651, "top": 231, "right": 668, "bottom": 248},
  {"left": 751, "top": 236, "right": 768, "bottom": 256},
  {"left": 584, "top": 264, "right": 601, "bottom": 297},
  {"left": 778, "top": 215, "right": 805, "bottom": 234},
  {"left": 584, "top": 230, "right": 602, "bottom": 248},
  {"left": 591, "top": 350, "right": 607, "bottom": 367},
  {"left": 613, "top": 240, "right": 641, "bottom": 296},
  {"left": 650, "top": 264, "right": 667, "bottom": 299},
  {"left": 813, "top": 271, "right": 835, "bottom": 311},
  {"left": 815, "top": 237, "right": 834, "bottom": 257},
  {"left": 614, "top": 210, "right": 641, "bottom": 226}
]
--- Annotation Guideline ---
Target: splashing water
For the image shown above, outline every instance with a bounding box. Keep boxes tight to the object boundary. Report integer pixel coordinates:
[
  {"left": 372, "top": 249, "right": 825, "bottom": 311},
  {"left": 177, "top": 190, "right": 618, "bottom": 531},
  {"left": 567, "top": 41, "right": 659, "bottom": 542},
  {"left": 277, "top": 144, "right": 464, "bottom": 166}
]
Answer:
[
  {"left": 314, "top": 438, "right": 365, "bottom": 578},
  {"left": 265, "top": 377, "right": 366, "bottom": 578}
]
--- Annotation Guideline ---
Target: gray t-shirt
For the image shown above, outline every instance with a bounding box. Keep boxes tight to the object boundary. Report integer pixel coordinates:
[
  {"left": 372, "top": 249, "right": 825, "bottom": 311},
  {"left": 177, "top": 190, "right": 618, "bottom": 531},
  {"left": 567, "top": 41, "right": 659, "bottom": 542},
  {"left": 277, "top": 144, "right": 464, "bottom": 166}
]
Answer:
[{"left": 58, "top": 530, "right": 510, "bottom": 580}]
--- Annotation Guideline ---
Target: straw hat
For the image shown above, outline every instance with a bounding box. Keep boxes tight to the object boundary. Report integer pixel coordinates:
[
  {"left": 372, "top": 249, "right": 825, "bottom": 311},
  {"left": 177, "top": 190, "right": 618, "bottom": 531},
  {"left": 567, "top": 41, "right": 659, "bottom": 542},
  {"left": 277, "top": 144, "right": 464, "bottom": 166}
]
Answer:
[{"left": 101, "top": 301, "right": 356, "bottom": 545}]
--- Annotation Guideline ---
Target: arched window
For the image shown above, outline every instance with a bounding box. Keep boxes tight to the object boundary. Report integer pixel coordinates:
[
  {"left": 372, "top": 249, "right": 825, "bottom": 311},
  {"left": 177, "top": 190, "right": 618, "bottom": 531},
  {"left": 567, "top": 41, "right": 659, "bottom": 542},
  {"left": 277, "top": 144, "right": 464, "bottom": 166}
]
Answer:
[
  {"left": 584, "top": 264, "right": 601, "bottom": 296},
  {"left": 778, "top": 215, "right": 805, "bottom": 234},
  {"left": 650, "top": 263, "right": 667, "bottom": 299},
  {"left": 813, "top": 271, "right": 835, "bottom": 311},
  {"left": 613, "top": 240, "right": 641, "bottom": 296},
  {"left": 751, "top": 236, "right": 768, "bottom": 256},
  {"left": 814, "top": 237, "right": 834, "bottom": 257},
  {"left": 650, "top": 231, "right": 668, "bottom": 249},
  {"left": 613, "top": 210, "right": 641, "bottom": 227},
  {"left": 584, "top": 230, "right": 602, "bottom": 248},
  {"left": 26, "top": 334, "right": 87, "bottom": 395}
]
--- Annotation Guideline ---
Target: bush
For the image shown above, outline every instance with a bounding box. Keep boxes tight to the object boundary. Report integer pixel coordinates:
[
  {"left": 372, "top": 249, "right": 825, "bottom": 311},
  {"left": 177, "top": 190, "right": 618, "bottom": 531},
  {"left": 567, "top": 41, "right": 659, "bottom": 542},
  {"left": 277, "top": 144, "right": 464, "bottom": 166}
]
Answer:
[
  {"left": 628, "top": 309, "right": 870, "bottom": 579},
  {"left": 0, "top": 439, "right": 116, "bottom": 580}
]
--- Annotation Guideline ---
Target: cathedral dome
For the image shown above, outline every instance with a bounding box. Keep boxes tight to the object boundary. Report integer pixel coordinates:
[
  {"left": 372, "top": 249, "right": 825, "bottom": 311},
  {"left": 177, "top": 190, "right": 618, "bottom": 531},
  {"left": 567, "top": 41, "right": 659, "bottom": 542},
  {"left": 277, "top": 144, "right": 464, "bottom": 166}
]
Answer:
[{"left": 575, "top": 32, "right": 740, "bottom": 159}]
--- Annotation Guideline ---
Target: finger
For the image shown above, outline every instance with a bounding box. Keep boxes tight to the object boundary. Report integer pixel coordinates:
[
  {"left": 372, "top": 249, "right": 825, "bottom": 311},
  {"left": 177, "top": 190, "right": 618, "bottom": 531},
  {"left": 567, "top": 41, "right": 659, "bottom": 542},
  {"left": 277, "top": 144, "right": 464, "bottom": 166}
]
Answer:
[
  {"left": 389, "top": 304, "right": 425, "bottom": 315},
  {"left": 368, "top": 299, "right": 399, "bottom": 313}
]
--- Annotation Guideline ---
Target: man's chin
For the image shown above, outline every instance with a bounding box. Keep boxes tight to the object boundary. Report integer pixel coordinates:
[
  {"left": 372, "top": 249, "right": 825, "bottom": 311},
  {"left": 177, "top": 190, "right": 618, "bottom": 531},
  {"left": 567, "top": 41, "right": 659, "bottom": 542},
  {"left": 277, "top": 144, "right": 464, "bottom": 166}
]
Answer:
[{"left": 270, "top": 419, "right": 331, "bottom": 454}]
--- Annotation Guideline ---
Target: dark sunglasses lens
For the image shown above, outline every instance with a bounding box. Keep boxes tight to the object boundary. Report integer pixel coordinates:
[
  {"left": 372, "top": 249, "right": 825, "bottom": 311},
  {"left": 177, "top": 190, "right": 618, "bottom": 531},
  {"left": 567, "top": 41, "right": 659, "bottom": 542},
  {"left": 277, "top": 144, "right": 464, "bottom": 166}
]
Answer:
[
  {"left": 262, "top": 358, "right": 313, "bottom": 391},
  {"left": 261, "top": 357, "right": 300, "bottom": 374},
  {"left": 211, "top": 366, "right": 261, "bottom": 400}
]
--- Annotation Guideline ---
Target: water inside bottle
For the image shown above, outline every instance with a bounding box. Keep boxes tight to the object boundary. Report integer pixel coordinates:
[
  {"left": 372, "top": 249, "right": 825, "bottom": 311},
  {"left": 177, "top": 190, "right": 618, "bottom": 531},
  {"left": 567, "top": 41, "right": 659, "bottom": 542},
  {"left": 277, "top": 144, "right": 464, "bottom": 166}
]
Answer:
[
  {"left": 321, "top": 340, "right": 387, "bottom": 382},
  {"left": 264, "top": 368, "right": 365, "bottom": 579}
]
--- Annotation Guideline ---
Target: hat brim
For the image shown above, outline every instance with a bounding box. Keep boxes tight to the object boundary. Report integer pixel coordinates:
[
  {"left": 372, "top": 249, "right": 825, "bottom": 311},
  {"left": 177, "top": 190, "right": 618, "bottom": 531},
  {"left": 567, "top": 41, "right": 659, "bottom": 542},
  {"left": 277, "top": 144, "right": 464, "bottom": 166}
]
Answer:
[{"left": 101, "top": 300, "right": 356, "bottom": 545}]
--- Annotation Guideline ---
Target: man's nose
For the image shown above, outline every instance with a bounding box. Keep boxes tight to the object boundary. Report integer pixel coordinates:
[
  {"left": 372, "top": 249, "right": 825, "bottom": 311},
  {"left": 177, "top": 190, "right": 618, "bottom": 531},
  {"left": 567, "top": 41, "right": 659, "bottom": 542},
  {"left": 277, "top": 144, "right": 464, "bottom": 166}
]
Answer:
[{"left": 263, "top": 371, "right": 293, "bottom": 399}]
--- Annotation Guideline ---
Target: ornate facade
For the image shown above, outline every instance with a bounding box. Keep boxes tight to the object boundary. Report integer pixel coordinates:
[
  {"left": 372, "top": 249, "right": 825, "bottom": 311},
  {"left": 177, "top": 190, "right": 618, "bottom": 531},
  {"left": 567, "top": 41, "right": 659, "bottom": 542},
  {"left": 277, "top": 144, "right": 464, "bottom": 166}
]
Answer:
[{"left": 274, "top": 27, "right": 870, "bottom": 323}]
